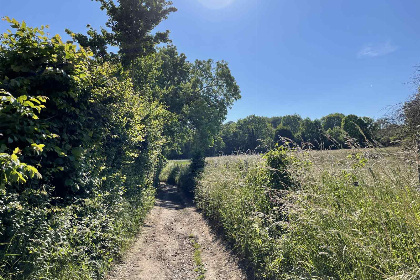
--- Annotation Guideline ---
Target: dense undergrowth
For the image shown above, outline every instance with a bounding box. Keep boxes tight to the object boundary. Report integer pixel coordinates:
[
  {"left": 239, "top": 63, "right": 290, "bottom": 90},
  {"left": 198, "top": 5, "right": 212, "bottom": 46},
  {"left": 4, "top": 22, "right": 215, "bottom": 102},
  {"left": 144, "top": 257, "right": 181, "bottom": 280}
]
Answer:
[
  {"left": 0, "top": 18, "right": 166, "bottom": 280},
  {"left": 162, "top": 147, "right": 420, "bottom": 279}
]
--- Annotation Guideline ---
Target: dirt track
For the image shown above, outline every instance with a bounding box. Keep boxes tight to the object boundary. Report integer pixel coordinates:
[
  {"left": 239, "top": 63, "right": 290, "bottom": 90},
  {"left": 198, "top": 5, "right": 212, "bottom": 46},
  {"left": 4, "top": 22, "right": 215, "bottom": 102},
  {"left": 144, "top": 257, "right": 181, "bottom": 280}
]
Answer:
[{"left": 106, "top": 184, "right": 247, "bottom": 280}]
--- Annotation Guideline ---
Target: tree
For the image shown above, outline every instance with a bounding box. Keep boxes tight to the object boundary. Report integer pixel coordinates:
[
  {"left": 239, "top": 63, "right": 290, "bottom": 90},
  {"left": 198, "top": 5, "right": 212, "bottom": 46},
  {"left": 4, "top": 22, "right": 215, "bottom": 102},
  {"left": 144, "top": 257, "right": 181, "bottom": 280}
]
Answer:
[
  {"left": 273, "top": 125, "right": 295, "bottom": 146},
  {"left": 236, "top": 115, "right": 274, "bottom": 152},
  {"left": 341, "top": 114, "right": 372, "bottom": 146},
  {"left": 281, "top": 114, "right": 302, "bottom": 135},
  {"left": 70, "top": 0, "right": 177, "bottom": 65},
  {"left": 403, "top": 93, "right": 420, "bottom": 134},
  {"left": 132, "top": 45, "right": 192, "bottom": 155},
  {"left": 66, "top": 25, "right": 110, "bottom": 59},
  {"left": 373, "top": 118, "right": 403, "bottom": 146},
  {"left": 268, "top": 116, "right": 282, "bottom": 129},
  {"left": 146, "top": 56, "right": 241, "bottom": 159},
  {"left": 298, "top": 118, "right": 325, "bottom": 149},
  {"left": 403, "top": 92, "right": 420, "bottom": 183},
  {"left": 219, "top": 121, "right": 239, "bottom": 155},
  {"left": 186, "top": 59, "right": 241, "bottom": 156},
  {"left": 325, "top": 127, "right": 346, "bottom": 149},
  {"left": 321, "top": 113, "right": 345, "bottom": 131}
]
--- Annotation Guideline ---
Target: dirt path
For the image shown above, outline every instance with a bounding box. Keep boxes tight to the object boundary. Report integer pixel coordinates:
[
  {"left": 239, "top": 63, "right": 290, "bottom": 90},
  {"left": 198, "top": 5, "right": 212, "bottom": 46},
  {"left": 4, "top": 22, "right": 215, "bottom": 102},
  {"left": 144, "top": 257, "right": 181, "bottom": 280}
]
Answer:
[{"left": 106, "top": 184, "right": 247, "bottom": 280}]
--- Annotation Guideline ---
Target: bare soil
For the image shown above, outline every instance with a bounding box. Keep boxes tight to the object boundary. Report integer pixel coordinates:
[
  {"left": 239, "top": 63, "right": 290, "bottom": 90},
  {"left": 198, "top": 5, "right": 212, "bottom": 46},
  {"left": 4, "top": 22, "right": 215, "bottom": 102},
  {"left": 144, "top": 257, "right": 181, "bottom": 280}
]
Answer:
[{"left": 106, "top": 183, "right": 248, "bottom": 280}]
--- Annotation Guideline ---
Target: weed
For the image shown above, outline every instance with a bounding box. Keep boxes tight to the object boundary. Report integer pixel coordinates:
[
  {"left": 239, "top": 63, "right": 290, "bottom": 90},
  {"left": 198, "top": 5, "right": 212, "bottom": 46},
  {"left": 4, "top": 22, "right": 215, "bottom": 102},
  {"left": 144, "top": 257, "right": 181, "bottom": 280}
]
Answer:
[{"left": 189, "top": 235, "right": 206, "bottom": 280}]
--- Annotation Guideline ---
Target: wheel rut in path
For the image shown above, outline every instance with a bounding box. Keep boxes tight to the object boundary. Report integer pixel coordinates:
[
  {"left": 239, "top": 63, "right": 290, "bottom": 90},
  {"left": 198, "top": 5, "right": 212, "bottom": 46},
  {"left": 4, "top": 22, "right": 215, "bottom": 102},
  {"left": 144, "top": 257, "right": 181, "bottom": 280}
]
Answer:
[{"left": 106, "top": 183, "right": 247, "bottom": 280}]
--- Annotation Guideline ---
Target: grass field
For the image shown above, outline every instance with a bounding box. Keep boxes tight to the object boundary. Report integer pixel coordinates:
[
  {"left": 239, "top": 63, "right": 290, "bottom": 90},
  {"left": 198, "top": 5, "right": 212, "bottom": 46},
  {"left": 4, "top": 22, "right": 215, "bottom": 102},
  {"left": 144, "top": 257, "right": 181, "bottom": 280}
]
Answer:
[
  {"left": 169, "top": 159, "right": 191, "bottom": 165},
  {"left": 163, "top": 147, "right": 420, "bottom": 279},
  {"left": 159, "top": 159, "right": 190, "bottom": 185}
]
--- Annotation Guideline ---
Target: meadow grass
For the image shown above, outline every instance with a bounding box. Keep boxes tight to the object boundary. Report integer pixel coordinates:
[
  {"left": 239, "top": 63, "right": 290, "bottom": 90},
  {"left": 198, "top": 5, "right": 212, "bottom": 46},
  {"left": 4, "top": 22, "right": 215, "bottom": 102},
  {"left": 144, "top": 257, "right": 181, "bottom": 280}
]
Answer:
[
  {"left": 171, "top": 159, "right": 191, "bottom": 165},
  {"left": 159, "top": 160, "right": 190, "bottom": 185},
  {"left": 172, "top": 148, "right": 420, "bottom": 279}
]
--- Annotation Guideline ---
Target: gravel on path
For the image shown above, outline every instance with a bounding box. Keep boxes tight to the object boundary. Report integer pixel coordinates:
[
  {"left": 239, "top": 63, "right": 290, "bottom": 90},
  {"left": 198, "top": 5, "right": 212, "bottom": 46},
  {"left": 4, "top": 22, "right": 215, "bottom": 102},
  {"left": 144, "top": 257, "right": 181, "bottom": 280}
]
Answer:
[{"left": 106, "top": 183, "right": 247, "bottom": 280}]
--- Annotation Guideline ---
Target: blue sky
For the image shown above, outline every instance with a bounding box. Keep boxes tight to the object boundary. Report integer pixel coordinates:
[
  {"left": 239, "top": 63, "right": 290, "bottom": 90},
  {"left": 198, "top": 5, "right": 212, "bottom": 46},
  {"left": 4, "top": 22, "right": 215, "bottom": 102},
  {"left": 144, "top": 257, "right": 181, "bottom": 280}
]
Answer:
[{"left": 1, "top": 0, "right": 419, "bottom": 122}]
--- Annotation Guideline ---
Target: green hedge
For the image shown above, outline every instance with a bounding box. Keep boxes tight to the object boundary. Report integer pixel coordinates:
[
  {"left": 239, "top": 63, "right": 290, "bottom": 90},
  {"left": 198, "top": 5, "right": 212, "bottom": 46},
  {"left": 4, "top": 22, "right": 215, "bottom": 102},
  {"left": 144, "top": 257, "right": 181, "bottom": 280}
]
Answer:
[{"left": 0, "top": 19, "right": 167, "bottom": 279}]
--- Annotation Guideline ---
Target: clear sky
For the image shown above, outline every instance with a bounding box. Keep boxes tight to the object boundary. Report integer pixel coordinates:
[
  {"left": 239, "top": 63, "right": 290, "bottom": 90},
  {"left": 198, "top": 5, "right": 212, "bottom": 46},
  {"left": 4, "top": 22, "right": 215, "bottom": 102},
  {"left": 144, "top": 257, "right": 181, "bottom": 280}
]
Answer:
[{"left": 1, "top": 0, "right": 420, "bottom": 122}]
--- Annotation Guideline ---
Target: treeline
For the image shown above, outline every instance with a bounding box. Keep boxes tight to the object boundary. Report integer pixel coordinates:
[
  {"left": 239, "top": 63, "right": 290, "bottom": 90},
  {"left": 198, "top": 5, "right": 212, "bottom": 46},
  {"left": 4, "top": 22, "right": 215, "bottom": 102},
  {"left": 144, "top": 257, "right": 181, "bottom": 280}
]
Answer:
[
  {"left": 170, "top": 112, "right": 403, "bottom": 158},
  {"left": 0, "top": 1, "right": 239, "bottom": 279}
]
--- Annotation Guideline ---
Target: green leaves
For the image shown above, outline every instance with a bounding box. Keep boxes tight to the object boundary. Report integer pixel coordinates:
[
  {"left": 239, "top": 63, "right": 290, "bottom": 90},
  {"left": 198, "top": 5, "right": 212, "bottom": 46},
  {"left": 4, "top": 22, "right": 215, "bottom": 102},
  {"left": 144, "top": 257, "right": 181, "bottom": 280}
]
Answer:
[
  {"left": 71, "top": 147, "right": 83, "bottom": 158},
  {"left": 177, "top": 58, "right": 241, "bottom": 154},
  {"left": 0, "top": 149, "right": 41, "bottom": 187},
  {"left": 0, "top": 12, "right": 242, "bottom": 279},
  {"left": 31, "top": 143, "right": 45, "bottom": 155},
  {"left": 68, "top": 0, "right": 177, "bottom": 65}
]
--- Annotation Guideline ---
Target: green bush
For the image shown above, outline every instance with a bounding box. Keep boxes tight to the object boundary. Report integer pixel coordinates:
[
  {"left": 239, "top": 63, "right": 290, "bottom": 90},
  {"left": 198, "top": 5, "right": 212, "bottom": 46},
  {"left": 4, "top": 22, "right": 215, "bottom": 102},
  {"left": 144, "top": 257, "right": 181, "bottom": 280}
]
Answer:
[{"left": 0, "top": 18, "right": 166, "bottom": 279}]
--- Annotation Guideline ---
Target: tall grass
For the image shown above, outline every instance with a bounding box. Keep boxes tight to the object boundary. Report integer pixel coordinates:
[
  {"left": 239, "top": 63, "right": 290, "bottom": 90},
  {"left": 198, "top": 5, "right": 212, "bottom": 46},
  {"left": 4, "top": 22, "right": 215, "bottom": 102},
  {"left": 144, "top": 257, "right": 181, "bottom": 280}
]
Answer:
[
  {"left": 159, "top": 160, "right": 190, "bottom": 185},
  {"left": 189, "top": 148, "right": 420, "bottom": 279}
]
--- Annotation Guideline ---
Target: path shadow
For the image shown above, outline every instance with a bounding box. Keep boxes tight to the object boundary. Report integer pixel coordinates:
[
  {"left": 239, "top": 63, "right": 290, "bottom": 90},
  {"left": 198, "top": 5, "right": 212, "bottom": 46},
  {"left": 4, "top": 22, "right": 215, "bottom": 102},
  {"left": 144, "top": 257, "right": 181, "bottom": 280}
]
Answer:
[{"left": 155, "top": 183, "right": 191, "bottom": 210}]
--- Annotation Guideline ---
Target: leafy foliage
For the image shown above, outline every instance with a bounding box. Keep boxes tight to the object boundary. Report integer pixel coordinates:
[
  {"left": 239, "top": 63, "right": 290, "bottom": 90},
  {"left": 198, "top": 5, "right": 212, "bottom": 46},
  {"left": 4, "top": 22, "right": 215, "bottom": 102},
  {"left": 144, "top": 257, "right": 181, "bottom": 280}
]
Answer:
[
  {"left": 402, "top": 90, "right": 420, "bottom": 182},
  {"left": 0, "top": 90, "right": 46, "bottom": 187},
  {"left": 321, "top": 113, "right": 345, "bottom": 131},
  {"left": 297, "top": 118, "right": 325, "bottom": 149},
  {"left": 273, "top": 125, "right": 295, "bottom": 145},
  {"left": 403, "top": 92, "right": 420, "bottom": 134},
  {"left": 281, "top": 114, "right": 302, "bottom": 135},
  {"left": 70, "top": 0, "right": 177, "bottom": 65},
  {"left": 176, "top": 112, "right": 383, "bottom": 158},
  {"left": 0, "top": 4, "right": 240, "bottom": 276},
  {"left": 341, "top": 114, "right": 373, "bottom": 146},
  {"left": 0, "top": 17, "right": 168, "bottom": 279},
  {"left": 235, "top": 115, "right": 274, "bottom": 152}
]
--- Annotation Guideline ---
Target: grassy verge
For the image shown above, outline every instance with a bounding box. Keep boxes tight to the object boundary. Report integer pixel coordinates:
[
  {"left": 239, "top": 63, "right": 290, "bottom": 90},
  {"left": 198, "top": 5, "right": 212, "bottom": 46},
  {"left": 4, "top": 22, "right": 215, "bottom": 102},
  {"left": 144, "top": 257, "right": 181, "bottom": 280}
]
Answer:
[
  {"left": 189, "top": 234, "right": 206, "bottom": 280},
  {"left": 190, "top": 148, "right": 420, "bottom": 279}
]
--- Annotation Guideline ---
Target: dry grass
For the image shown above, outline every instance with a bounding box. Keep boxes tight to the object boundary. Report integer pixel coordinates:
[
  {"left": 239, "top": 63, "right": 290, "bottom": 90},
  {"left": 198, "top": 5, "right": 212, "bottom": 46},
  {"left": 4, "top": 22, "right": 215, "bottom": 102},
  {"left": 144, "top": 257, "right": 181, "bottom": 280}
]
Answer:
[{"left": 191, "top": 147, "right": 420, "bottom": 279}]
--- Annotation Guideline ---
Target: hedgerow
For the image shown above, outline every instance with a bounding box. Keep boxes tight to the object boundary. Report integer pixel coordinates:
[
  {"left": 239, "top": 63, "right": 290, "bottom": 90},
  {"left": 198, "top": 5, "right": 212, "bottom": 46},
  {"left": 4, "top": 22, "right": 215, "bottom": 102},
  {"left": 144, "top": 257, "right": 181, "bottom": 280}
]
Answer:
[{"left": 0, "top": 18, "right": 166, "bottom": 279}]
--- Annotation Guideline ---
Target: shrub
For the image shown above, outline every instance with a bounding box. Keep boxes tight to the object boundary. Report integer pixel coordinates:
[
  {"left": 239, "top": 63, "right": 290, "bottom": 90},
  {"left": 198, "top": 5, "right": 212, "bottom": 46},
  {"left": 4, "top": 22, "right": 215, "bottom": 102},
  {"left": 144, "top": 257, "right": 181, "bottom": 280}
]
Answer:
[{"left": 0, "top": 18, "right": 165, "bottom": 279}]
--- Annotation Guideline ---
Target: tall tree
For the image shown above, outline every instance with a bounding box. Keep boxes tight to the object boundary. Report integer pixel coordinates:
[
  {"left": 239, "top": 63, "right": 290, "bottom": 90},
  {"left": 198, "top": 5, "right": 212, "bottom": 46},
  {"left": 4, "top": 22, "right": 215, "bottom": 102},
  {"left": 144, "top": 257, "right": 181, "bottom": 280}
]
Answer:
[
  {"left": 186, "top": 59, "right": 241, "bottom": 156},
  {"left": 373, "top": 118, "right": 402, "bottom": 146},
  {"left": 219, "top": 121, "right": 239, "bottom": 155},
  {"left": 274, "top": 125, "right": 295, "bottom": 146},
  {"left": 236, "top": 115, "right": 273, "bottom": 152},
  {"left": 281, "top": 114, "right": 302, "bottom": 135},
  {"left": 341, "top": 114, "right": 372, "bottom": 146},
  {"left": 325, "top": 126, "right": 346, "bottom": 149},
  {"left": 268, "top": 116, "right": 283, "bottom": 129},
  {"left": 70, "top": 0, "right": 177, "bottom": 65},
  {"left": 298, "top": 118, "right": 324, "bottom": 149},
  {"left": 321, "top": 113, "right": 345, "bottom": 131}
]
